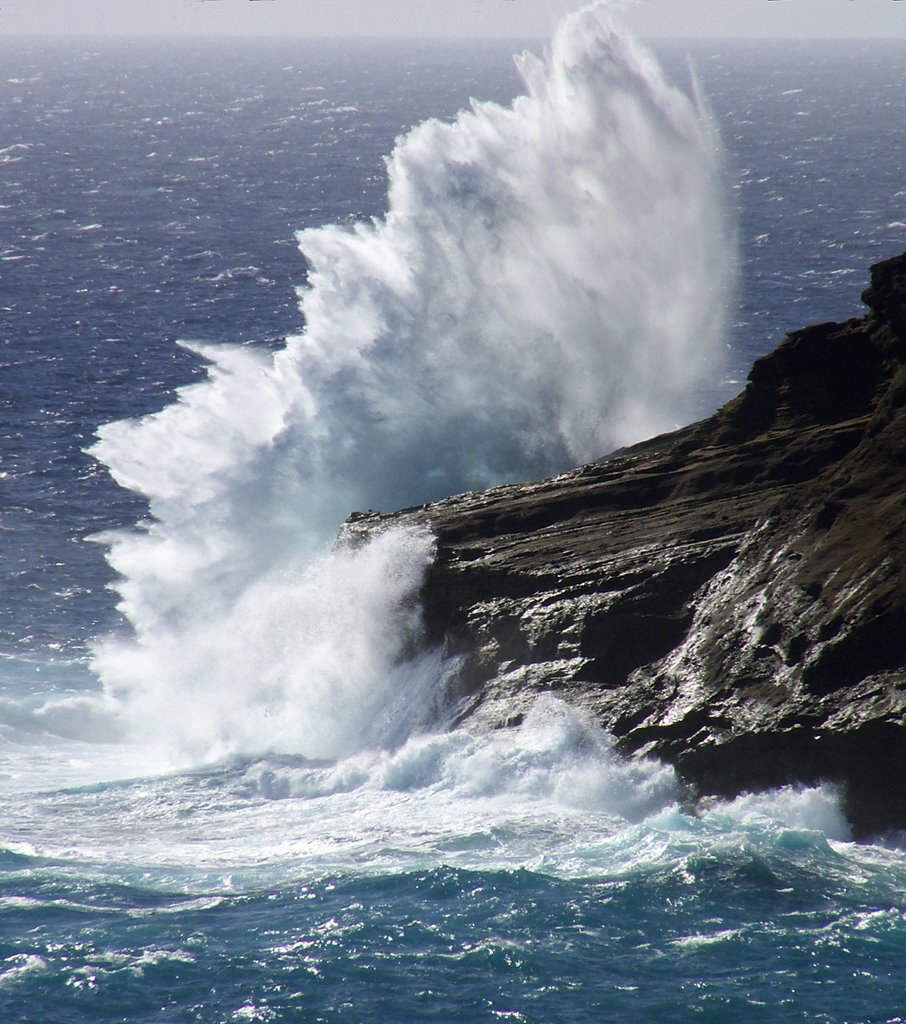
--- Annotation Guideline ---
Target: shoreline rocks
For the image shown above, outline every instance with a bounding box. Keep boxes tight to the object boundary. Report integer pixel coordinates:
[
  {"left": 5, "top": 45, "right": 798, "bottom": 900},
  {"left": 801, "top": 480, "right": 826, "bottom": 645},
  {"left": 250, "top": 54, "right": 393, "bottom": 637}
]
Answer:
[{"left": 350, "top": 253, "right": 906, "bottom": 839}]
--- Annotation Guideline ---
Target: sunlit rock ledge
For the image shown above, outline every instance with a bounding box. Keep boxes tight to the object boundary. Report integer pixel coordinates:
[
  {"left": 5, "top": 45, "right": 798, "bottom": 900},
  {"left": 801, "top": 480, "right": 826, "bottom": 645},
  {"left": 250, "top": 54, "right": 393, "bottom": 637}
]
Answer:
[{"left": 346, "top": 252, "right": 906, "bottom": 840}]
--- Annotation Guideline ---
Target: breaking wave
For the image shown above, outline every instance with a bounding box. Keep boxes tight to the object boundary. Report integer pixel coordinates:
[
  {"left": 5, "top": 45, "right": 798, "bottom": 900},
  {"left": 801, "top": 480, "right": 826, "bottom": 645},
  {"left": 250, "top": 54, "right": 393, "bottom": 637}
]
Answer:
[{"left": 90, "top": 3, "right": 734, "bottom": 761}]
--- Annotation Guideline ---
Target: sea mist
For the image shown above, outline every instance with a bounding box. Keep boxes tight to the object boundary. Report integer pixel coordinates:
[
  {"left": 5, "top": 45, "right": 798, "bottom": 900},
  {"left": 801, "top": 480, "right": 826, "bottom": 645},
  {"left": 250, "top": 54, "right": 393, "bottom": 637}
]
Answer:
[{"left": 91, "top": 3, "right": 734, "bottom": 761}]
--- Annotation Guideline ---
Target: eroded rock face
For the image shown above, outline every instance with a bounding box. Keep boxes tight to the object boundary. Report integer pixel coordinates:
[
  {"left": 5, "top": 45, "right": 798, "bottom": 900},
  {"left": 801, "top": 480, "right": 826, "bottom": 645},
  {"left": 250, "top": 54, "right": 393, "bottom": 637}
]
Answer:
[{"left": 349, "top": 253, "right": 906, "bottom": 839}]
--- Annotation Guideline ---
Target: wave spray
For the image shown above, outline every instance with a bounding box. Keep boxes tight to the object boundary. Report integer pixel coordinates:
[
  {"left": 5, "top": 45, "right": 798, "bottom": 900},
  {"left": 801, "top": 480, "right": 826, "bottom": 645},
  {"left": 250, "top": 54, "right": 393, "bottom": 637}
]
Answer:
[{"left": 91, "top": 3, "right": 734, "bottom": 761}]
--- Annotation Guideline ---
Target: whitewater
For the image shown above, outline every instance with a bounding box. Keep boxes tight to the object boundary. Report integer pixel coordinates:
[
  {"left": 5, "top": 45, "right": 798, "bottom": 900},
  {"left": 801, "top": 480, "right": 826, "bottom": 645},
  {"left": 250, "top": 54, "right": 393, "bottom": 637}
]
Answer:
[
  {"left": 3, "top": 4, "right": 906, "bottom": 1021},
  {"left": 86, "top": 2, "right": 734, "bottom": 765}
]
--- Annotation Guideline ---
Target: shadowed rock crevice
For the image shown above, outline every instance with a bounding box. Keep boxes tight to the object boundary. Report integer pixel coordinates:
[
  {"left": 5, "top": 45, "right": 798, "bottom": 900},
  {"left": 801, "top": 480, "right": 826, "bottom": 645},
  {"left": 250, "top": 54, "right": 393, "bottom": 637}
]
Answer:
[{"left": 347, "top": 252, "right": 906, "bottom": 840}]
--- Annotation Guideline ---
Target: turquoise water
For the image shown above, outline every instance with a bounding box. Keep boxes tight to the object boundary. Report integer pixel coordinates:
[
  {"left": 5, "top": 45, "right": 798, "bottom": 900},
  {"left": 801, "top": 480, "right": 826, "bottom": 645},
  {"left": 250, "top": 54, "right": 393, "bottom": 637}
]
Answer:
[
  {"left": 2, "top": 754, "right": 906, "bottom": 1022},
  {"left": 2, "top": 694, "right": 905, "bottom": 1022}
]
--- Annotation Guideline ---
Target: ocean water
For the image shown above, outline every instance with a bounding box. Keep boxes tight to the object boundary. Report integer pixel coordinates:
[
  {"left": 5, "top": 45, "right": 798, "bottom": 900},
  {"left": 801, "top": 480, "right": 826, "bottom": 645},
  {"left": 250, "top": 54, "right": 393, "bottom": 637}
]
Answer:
[{"left": 2, "top": 6, "right": 906, "bottom": 1021}]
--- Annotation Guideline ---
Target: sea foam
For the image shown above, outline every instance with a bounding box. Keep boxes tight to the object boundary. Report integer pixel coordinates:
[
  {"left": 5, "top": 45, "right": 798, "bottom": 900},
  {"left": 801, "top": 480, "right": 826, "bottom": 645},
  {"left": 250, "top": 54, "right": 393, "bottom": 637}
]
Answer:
[{"left": 90, "top": 3, "right": 734, "bottom": 761}]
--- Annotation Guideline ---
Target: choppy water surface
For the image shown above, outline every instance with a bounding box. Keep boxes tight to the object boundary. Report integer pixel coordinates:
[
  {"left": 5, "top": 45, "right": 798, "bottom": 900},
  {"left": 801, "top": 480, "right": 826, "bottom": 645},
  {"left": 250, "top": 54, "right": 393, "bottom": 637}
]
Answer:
[
  {"left": 2, "top": 8, "right": 906, "bottom": 1022},
  {"left": 2, "top": 699, "right": 905, "bottom": 1023}
]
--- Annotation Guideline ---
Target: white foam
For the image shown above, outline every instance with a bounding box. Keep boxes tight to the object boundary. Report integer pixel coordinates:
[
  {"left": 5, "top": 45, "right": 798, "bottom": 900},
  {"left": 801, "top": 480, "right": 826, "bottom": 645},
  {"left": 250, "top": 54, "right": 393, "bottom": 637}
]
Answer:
[
  {"left": 0, "top": 696, "right": 683, "bottom": 876},
  {"left": 3, "top": 697, "right": 871, "bottom": 881},
  {"left": 90, "top": 2, "right": 734, "bottom": 763},
  {"left": 93, "top": 524, "right": 443, "bottom": 763},
  {"left": 243, "top": 696, "right": 679, "bottom": 819},
  {"left": 0, "top": 955, "right": 49, "bottom": 990},
  {"left": 716, "top": 784, "right": 852, "bottom": 843}
]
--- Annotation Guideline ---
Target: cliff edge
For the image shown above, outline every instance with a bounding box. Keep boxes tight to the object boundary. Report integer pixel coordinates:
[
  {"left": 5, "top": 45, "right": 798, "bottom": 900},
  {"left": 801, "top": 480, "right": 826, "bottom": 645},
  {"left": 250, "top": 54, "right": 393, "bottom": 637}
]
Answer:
[{"left": 349, "top": 253, "right": 906, "bottom": 839}]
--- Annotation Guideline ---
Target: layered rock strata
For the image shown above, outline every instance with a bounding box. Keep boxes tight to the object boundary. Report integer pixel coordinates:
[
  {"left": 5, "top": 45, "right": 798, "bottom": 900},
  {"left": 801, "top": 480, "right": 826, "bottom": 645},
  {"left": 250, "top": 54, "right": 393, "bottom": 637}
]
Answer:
[{"left": 347, "top": 253, "right": 906, "bottom": 839}]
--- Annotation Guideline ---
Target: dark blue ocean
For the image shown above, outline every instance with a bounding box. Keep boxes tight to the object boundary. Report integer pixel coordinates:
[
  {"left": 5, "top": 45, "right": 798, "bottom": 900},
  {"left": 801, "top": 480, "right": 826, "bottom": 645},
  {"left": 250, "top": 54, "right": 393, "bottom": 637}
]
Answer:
[{"left": 3, "top": 10, "right": 906, "bottom": 1022}]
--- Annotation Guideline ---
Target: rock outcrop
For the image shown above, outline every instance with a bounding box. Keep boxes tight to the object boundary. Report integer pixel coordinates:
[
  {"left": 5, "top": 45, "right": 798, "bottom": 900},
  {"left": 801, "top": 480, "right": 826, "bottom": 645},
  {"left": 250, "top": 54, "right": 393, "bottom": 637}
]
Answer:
[{"left": 349, "top": 253, "right": 906, "bottom": 839}]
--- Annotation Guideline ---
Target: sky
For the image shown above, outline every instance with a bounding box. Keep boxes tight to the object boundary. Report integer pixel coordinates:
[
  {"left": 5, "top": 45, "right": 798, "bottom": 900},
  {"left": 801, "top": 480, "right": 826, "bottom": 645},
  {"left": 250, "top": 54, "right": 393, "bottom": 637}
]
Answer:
[{"left": 0, "top": 0, "right": 904, "bottom": 39}]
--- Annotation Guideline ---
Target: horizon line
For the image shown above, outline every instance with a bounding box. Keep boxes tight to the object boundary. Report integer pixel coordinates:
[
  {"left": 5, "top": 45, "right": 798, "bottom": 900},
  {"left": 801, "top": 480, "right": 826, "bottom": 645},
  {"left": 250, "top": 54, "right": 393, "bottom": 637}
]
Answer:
[{"left": 1, "top": 30, "right": 905, "bottom": 42}]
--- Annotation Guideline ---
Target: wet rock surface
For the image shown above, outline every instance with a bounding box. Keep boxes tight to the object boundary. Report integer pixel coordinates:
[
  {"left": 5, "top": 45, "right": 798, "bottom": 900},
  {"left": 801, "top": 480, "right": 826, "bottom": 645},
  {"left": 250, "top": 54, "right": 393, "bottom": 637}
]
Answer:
[{"left": 351, "top": 253, "right": 906, "bottom": 839}]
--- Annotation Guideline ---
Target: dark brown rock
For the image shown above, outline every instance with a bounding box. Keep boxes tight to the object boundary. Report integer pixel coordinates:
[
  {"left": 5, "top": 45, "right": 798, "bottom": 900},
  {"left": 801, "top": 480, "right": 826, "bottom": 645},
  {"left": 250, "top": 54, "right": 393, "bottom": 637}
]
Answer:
[{"left": 349, "top": 252, "right": 906, "bottom": 840}]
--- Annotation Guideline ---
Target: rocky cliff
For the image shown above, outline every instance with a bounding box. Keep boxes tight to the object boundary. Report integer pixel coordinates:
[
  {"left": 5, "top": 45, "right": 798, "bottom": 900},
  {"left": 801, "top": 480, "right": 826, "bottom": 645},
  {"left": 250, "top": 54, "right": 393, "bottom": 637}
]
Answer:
[{"left": 348, "top": 253, "right": 906, "bottom": 839}]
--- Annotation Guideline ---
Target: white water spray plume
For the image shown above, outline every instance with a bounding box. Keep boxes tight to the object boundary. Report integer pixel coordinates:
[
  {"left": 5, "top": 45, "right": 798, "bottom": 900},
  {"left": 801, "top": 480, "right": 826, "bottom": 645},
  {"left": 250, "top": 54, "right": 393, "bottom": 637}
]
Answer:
[{"left": 90, "top": 2, "right": 735, "bottom": 762}]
